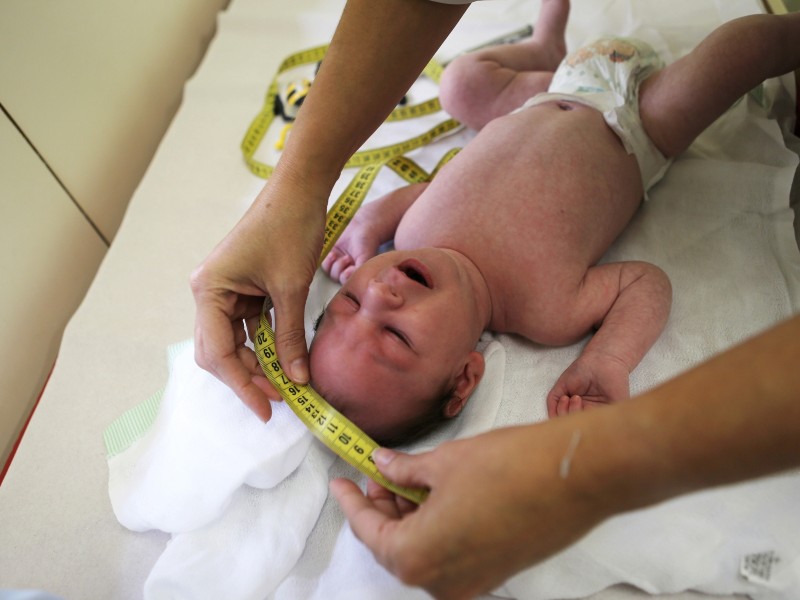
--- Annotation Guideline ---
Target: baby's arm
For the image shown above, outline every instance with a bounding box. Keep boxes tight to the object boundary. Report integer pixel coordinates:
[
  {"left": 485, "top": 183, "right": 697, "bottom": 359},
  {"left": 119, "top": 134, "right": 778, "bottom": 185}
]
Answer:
[
  {"left": 322, "top": 182, "right": 428, "bottom": 283},
  {"left": 547, "top": 261, "right": 672, "bottom": 418}
]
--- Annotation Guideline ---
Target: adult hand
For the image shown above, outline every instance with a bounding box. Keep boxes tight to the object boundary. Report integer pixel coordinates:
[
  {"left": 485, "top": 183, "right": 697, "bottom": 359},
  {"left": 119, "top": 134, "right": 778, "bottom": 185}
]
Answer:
[
  {"left": 331, "top": 421, "right": 611, "bottom": 600},
  {"left": 191, "top": 174, "right": 327, "bottom": 421},
  {"left": 332, "top": 316, "right": 800, "bottom": 599}
]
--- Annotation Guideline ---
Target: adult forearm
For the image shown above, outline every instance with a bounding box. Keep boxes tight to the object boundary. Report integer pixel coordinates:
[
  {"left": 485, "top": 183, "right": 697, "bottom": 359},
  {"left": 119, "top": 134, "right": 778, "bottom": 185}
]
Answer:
[
  {"left": 276, "top": 0, "right": 468, "bottom": 189},
  {"left": 573, "top": 314, "right": 800, "bottom": 515}
]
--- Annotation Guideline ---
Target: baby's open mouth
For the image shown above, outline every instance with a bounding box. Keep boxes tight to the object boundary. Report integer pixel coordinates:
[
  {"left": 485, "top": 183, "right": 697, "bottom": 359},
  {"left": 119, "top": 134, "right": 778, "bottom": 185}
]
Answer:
[{"left": 398, "top": 259, "right": 433, "bottom": 289}]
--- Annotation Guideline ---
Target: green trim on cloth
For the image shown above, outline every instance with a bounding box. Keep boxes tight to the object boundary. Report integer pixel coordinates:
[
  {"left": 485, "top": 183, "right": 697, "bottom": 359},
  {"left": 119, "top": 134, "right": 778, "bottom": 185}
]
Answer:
[
  {"left": 103, "top": 389, "right": 164, "bottom": 457},
  {"left": 103, "top": 338, "right": 192, "bottom": 457}
]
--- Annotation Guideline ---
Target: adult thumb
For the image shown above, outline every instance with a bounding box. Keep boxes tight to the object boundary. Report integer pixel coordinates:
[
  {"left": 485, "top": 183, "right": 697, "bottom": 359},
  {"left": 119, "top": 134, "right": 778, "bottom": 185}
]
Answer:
[
  {"left": 373, "top": 448, "right": 432, "bottom": 490},
  {"left": 272, "top": 295, "right": 310, "bottom": 384}
]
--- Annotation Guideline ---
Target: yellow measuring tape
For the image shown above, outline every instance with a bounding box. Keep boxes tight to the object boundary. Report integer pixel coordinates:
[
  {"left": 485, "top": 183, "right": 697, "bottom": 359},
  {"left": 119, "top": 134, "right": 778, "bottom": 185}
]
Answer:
[
  {"left": 241, "top": 24, "right": 533, "bottom": 176},
  {"left": 241, "top": 44, "right": 458, "bottom": 180}
]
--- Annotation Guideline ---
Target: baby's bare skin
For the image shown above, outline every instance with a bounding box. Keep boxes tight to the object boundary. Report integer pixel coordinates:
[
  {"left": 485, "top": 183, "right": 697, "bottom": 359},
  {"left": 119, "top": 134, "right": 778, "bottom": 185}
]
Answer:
[
  {"left": 397, "top": 101, "right": 651, "bottom": 343},
  {"left": 392, "top": 100, "right": 672, "bottom": 415},
  {"left": 318, "top": 0, "right": 674, "bottom": 420},
  {"left": 322, "top": 99, "right": 672, "bottom": 420}
]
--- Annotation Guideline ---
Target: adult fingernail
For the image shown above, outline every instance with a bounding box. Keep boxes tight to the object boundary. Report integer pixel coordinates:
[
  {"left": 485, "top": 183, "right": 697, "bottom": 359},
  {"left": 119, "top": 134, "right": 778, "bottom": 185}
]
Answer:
[
  {"left": 291, "top": 359, "right": 309, "bottom": 384},
  {"left": 373, "top": 448, "right": 395, "bottom": 467}
]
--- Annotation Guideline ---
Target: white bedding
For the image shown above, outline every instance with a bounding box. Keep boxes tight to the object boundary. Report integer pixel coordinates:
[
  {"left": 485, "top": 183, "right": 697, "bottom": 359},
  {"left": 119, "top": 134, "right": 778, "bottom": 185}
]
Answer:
[{"left": 1, "top": 0, "right": 799, "bottom": 598}]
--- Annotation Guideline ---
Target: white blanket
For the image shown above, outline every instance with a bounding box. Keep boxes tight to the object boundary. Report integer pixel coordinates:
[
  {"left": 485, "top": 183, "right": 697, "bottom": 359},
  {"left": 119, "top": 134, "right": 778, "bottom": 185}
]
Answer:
[
  {"left": 109, "top": 335, "right": 505, "bottom": 600},
  {"left": 107, "top": 1, "right": 800, "bottom": 599}
]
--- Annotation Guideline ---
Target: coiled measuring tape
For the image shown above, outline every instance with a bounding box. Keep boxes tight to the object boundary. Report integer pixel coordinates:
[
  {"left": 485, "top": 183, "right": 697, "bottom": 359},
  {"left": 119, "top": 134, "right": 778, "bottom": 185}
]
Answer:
[
  {"left": 241, "top": 44, "right": 459, "bottom": 180},
  {"left": 242, "top": 25, "right": 532, "bottom": 177}
]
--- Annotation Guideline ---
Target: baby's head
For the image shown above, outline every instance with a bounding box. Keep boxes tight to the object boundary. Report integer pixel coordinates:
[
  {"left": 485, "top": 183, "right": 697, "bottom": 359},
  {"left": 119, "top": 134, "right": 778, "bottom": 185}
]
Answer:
[{"left": 309, "top": 249, "right": 486, "bottom": 446}]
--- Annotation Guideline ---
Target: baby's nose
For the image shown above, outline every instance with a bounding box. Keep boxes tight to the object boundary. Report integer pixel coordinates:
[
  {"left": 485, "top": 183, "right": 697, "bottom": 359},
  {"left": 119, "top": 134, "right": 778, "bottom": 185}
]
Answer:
[{"left": 365, "top": 278, "right": 403, "bottom": 309}]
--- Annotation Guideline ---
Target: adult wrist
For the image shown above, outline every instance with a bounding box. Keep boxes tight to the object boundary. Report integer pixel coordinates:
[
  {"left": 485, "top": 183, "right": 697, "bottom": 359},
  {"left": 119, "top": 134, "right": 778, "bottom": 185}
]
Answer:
[{"left": 555, "top": 402, "right": 673, "bottom": 519}]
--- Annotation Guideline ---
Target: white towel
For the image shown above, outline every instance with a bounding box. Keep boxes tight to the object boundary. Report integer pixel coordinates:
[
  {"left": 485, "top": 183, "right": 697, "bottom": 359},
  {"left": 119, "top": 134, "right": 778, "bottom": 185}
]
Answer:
[
  {"left": 144, "top": 441, "right": 334, "bottom": 600},
  {"left": 108, "top": 344, "right": 315, "bottom": 534},
  {"left": 108, "top": 333, "right": 506, "bottom": 599}
]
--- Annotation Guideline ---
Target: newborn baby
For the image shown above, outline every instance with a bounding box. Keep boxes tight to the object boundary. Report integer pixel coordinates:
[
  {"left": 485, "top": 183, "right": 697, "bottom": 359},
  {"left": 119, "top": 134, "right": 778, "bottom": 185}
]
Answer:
[{"left": 310, "top": 36, "right": 678, "bottom": 446}]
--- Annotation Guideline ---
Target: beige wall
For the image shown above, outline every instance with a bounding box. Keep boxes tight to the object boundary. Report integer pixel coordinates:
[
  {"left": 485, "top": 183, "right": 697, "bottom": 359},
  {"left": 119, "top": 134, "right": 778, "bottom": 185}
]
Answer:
[
  {"left": 0, "top": 0, "right": 229, "bottom": 468},
  {"left": 0, "top": 0, "right": 230, "bottom": 243},
  {"left": 0, "top": 113, "right": 107, "bottom": 466}
]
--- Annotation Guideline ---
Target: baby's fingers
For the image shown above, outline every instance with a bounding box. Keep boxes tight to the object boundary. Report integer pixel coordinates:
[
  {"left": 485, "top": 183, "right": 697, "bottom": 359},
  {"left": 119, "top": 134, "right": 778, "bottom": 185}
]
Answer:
[
  {"left": 320, "top": 247, "right": 344, "bottom": 274},
  {"left": 324, "top": 250, "right": 355, "bottom": 283},
  {"left": 551, "top": 395, "right": 583, "bottom": 417},
  {"left": 567, "top": 395, "right": 584, "bottom": 413}
]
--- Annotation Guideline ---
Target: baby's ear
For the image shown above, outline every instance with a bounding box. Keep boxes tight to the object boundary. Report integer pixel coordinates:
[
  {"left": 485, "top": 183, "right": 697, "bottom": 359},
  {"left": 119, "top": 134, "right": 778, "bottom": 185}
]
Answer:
[{"left": 443, "top": 350, "right": 485, "bottom": 418}]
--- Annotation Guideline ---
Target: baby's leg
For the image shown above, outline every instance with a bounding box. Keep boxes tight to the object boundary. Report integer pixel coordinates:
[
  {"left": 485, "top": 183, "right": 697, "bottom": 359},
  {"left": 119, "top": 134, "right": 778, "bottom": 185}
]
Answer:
[
  {"left": 639, "top": 11, "right": 800, "bottom": 158},
  {"left": 439, "top": 0, "right": 569, "bottom": 130}
]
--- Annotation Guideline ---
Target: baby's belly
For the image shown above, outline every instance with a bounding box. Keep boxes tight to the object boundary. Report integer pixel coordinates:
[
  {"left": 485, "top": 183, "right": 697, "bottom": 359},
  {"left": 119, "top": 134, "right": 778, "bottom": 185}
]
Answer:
[{"left": 396, "top": 102, "right": 644, "bottom": 325}]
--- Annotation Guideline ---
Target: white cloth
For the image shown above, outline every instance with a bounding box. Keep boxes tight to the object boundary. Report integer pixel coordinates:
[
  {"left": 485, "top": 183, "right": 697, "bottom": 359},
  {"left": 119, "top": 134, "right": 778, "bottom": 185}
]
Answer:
[
  {"left": 144, "top": 440, "right": 334, "bottom": 600},
  {"left": 108, "top": 336, "right": 506, "bottom": 600},
  {"left": 108, "top": 344, "right": 316, "bottom": 534},
  {"left": 498, "top": 473, "right": 800, "bottom": 600}
]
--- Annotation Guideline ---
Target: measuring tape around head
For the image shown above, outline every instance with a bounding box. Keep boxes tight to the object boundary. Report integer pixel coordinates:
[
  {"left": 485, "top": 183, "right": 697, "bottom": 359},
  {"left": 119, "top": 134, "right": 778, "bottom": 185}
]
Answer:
[
  {"left": 252, "top": 149, "right": 458, "bottom": 505},
  {"left": 254, "top": 311, "right": 428, "bottom": 504}
]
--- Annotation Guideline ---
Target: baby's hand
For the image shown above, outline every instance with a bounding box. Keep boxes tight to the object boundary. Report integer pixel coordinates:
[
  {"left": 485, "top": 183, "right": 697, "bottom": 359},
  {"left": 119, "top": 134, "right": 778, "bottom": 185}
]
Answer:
[
  {"left": 321, "top": 211, "right": 383, "bottom": 284},
  {"left": 546, "top": 353, "right": 630, "bottom": 418}
]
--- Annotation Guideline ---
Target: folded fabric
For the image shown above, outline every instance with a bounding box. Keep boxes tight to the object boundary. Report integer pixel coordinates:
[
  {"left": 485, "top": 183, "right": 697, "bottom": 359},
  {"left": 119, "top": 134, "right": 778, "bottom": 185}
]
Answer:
[
  {"left": 145, "top": 441, "right": 334, "bottom": 600},
  {"left": 108, "top": 342, "right": 315, "bottom": 534},
  {"left": 108, "top": 334, "right": 506, "bottom": 599}
]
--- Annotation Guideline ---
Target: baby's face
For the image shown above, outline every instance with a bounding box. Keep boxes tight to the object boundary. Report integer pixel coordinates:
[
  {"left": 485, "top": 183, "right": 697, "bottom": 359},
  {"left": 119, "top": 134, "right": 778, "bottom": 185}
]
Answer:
[{"left": 309, "top": 249, "right": 484, "bottom": 443}]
